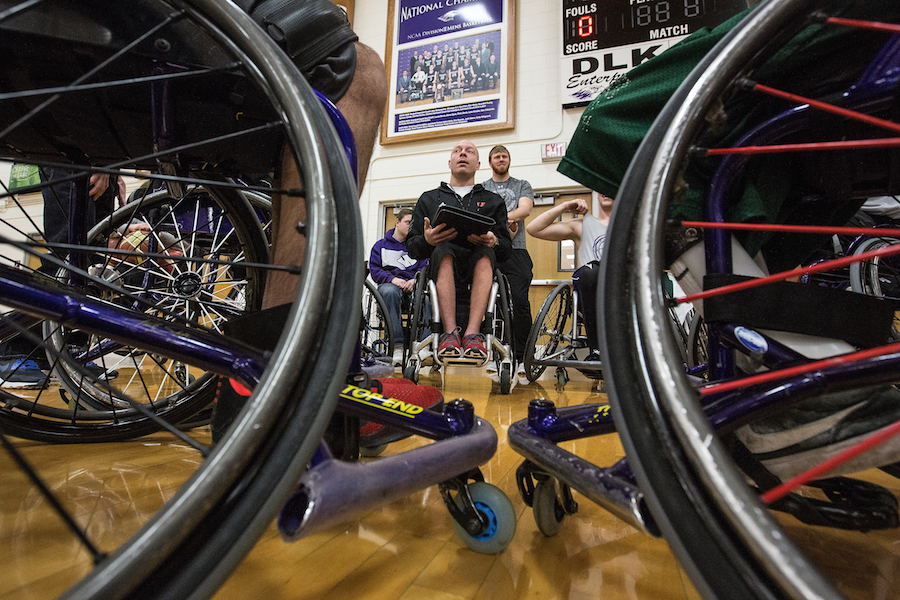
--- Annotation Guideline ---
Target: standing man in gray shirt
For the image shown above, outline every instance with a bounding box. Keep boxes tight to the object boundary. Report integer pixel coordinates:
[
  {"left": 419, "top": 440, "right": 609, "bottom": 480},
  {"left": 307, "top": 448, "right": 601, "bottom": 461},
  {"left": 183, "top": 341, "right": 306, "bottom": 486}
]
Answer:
[{"left": 482, "top": 145, "right": 534, "bottom": 367}]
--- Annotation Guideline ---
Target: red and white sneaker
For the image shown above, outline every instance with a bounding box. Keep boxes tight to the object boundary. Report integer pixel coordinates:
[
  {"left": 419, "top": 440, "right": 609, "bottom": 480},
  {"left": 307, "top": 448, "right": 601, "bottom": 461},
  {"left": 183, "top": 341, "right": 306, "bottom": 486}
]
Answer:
[
  {"left": 437, "top": 327, "right": 462, "bottom": 359},
  {"left": 463, "top": 333, "right": 487, "bottom": 360}
]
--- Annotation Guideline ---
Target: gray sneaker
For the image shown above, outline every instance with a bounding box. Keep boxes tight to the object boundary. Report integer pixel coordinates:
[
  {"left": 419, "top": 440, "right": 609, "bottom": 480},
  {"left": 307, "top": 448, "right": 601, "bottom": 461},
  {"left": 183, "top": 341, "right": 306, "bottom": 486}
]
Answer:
[
  {"left": 736, "top": 386, "right": 900, "bottom": 480},
  {"left": 0, "top": 358, "right": 49, "bottom": 389}
]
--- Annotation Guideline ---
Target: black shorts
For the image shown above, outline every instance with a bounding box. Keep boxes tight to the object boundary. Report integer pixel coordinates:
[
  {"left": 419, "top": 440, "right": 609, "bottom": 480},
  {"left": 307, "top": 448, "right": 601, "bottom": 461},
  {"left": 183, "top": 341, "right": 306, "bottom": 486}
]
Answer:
[
  {"left": 238, "top": 0, "right": 359, "bottom": 103},
  {"left": 429, "top": 243, "right": 497, "bottom": 288}
]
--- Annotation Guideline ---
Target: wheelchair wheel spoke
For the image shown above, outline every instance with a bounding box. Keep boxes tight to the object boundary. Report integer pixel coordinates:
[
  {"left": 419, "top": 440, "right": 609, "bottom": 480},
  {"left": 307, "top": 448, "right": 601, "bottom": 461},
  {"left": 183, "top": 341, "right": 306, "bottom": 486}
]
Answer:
[
  {"left": 824, "top": 16, "right": 900, "bottom": 34},
  {"left": 705, "top": 136, "right": 900, "bottom": 155},
  {"left": 0, "top": 429, "right": 106, "bottom": 563}
]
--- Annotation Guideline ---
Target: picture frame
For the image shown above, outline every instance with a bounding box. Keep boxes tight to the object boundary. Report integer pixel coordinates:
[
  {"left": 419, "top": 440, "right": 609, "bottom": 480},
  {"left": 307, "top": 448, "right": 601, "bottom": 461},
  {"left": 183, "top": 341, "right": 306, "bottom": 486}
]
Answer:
[{"left": 380, "top": 0, "right": 515, "bottom": 145}]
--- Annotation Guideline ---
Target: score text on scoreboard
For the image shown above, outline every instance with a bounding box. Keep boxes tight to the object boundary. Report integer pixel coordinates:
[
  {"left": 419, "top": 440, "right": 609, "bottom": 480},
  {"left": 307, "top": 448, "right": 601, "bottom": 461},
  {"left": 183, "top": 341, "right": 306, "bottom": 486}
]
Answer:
[
  {"left": 561, "top": 0, "right": 745, "bottom": 107},
  {"left": 564, "top": 2, "right": 599, "bottom": 55}
]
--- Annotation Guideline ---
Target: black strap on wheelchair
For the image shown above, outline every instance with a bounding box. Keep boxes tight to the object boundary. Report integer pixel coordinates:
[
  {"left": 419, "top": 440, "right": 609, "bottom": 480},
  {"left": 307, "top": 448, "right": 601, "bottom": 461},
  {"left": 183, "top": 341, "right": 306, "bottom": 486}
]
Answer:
[{"left": 703, "top": 273, "right": 894, "bottom": 348}]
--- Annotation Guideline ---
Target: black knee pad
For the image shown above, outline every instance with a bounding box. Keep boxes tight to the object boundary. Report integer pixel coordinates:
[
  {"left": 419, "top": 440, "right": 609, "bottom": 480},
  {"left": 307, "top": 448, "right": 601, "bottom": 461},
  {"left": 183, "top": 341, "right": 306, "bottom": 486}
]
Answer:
[{"left": 238, "top": 0, "right": 358, "bottom": 103}]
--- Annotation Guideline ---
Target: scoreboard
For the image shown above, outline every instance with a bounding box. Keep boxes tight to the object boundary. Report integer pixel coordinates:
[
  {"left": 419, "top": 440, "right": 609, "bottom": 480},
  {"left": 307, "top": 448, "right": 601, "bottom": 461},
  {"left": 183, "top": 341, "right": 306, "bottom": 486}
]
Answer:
[{"left": 561, "top": 0, "right": 746, "bottom": 107}]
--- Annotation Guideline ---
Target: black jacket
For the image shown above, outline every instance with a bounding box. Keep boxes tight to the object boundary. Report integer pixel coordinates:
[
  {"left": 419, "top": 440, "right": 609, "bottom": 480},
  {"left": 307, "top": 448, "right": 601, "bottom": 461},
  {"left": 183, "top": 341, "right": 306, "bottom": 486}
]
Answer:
[{"left": 407, "top": 182, "right": 512, "bottom": 263}]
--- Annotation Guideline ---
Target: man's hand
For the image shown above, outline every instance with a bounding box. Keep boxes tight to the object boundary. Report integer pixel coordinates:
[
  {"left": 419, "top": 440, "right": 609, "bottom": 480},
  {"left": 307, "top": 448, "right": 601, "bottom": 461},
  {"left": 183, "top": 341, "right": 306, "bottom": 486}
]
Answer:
[
  {"left": 88, "top": 173, "right": 110, "bottom": 201},
  {"left": 116, "top": 176, "right": 127, "bottom": 206},
  {"left": 468, "top": 231, "right": 497, "bottom": 247},
  {"left": 566, "top": 198, "right": 589, "bottom": 215},
  {"left": 424, "top": 216, "right": 457, "bottom": 246},
  {"left": 391, "top": 277, "right": 415, "bottom": 292}
]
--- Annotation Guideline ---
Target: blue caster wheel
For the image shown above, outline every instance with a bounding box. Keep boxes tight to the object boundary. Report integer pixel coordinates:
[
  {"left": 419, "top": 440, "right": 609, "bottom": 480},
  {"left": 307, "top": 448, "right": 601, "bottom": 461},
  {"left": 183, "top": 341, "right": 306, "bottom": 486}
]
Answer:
[{"left": 451, "top": 482, "right": 516, "bottom": 554}]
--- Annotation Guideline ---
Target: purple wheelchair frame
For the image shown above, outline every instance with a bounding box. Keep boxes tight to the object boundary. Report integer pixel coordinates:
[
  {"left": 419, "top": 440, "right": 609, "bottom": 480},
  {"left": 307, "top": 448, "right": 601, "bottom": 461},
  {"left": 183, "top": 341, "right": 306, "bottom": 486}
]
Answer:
[{"left": 509, "top": 33, "right": 900, "bottom": 536}]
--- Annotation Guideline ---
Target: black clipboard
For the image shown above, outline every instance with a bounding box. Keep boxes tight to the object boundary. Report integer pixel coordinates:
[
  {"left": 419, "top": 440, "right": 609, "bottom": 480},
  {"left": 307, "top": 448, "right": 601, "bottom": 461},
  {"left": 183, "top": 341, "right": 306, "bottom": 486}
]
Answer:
[{"left": 432, "top": 204, "right": 495, "bottom": 237}]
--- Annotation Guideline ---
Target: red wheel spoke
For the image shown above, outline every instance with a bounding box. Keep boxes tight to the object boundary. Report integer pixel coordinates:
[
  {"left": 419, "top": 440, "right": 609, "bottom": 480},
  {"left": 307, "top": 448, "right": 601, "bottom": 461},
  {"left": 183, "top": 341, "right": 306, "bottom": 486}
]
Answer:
[
  {"left": 680, "top": 220, "right": 900, "bottom": 238},
  {"left": 750, "top": 82, "right": 900, "bottom": 135},
  {"left": 699, "top": 342, "right": 900, "bottom": 397},
  {"left": 761, "top": 418, "right": 900, "bottom": 504},
  {"left": 705, "top": 137, "right": 900, "bottom": 156},
  {"left": 826, "top": 16, "right": 900, "bottom": 34},
  {"left": 676, "top": 242, "right": 900, "bottom": 306}
]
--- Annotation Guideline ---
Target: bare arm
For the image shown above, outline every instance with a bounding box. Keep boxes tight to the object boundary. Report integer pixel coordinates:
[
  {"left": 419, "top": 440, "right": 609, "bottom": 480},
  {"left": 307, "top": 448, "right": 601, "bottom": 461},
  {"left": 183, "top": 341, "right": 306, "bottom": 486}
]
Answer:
[
  {"left": 507, "top": 196, "right": 533, "bottom": 224},
  {"left": 526, "top": 198, "right": 587, "bottom": 245}
]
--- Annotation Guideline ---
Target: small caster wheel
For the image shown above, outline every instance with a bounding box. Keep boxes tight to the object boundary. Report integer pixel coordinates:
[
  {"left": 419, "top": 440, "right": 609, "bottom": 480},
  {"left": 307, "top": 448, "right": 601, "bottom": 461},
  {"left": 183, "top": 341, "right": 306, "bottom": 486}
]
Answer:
[
  {"left": 533, "top": 477, "right": 566, "bottom": 537},
  {"left": 499, "top": 362, "right": 512, "bottom": 394},
  {"left": 359, "top": 443, "right": 387, "bottom": 457},
  {"left": 403, "top": 358, "right": 419, "bottom": 383},
  {"left": 451, "top": 482, "right": 517, "bottom": 554},
  {"left": 555, "top": 367, "right": 569, "bottom": 390}
]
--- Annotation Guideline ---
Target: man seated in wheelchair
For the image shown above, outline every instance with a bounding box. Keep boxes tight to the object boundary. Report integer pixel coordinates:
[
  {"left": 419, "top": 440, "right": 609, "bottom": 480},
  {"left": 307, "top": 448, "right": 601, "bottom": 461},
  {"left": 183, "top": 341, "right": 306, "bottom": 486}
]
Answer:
[
  {"left": 406, "top": 140, "right": 512, "bottom": 362},
  {"left": 369, "top": 207, "right": 429, "bottom": 364},
  {"left": 527, "top": 195, "right": 613, "bottom": 368},
  {"left": 558, "top": 0, "right": 900, "bottom": 490},
  {"left": 212, "top": 0, "right": 446, "bottom": 446}
]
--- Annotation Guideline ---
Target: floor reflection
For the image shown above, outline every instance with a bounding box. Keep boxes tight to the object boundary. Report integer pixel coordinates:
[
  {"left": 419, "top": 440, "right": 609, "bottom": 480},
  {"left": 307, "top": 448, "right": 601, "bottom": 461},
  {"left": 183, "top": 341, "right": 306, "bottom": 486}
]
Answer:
[{"left": 5, "top": 361, "right": 897, "bottom": 600}]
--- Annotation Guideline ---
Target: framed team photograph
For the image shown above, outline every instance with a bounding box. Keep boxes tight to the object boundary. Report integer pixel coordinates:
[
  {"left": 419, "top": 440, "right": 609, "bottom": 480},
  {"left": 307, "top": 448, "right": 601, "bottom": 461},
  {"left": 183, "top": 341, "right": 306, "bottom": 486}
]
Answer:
[{"left": 380, "top": 0, "right": 515, "bottom": 145}]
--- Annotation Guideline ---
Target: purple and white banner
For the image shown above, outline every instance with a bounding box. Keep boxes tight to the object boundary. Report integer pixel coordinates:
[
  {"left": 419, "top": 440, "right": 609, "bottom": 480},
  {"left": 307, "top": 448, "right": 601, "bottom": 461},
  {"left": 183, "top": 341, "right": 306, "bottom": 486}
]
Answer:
[{"left": 381, "top": 0, "right": 514, "bottom": 144}]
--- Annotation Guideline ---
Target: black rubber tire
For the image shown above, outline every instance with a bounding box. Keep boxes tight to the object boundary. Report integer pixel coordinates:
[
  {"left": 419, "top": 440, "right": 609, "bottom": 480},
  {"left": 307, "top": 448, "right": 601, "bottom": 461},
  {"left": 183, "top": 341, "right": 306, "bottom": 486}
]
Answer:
[
  {"left": 685, "top": 313, "right": 709, "bottom": 372},
  {"left": 601, "top": 1, "right": 849, "bottom": 599},
  {"left": 402, "top": 359, "right": 419, "bottom": 384},
  {"left": 405, "top": 270, "right": 429, "bottom": 368},
  {"left": 0, "top": 2, "right": 361, "bottom": 599},
  {"left": 362, "top": 278, "right": 394, "bottom": 359},
  {"left": 499, "top": 362, "right": 512, "bottom": 395},
  {"left": 523, "top": 283, "right": 572, "bottom": 382},
  {"left": 532, "top": 477, "right": 564, "bottom": 537},
  {"left": 494, "top": 270, "right": 515, "bottom": 371},
  {"left": 850, "top": 236, "right": 900, "bottom": 301}
]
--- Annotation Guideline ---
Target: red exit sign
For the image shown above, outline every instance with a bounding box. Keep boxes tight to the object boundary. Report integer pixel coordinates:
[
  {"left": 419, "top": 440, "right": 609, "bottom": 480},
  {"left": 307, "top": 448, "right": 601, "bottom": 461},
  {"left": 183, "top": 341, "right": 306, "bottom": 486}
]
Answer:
[{"left": 541, "top": 142, "right": 567, "bottom": 160}]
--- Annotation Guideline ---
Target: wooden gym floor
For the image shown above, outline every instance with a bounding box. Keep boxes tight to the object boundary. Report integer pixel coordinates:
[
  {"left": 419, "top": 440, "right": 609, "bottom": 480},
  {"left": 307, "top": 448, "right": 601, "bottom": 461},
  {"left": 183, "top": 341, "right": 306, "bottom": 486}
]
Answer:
[{"left": 3, "top": 365, "right": 899, "bottom": 599}]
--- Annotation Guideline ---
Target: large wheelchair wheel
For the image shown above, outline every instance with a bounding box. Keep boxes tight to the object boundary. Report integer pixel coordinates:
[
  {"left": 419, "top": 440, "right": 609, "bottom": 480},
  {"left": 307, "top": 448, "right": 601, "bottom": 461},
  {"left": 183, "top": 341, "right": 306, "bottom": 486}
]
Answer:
[
  {"left": 523, "top": 282, "right": 572, "bottom": 383},
  {"left": 849, "top": 235, "right": 900, "bottom": 339},
  {"left": 0, "top": 1, "right": 361, "bottom": 598},
  {"left": 403, "top": 270, "right": 430, "bottom": 382},
  {"left": 361, "top": 278, "right": 393, "bottom": 359},
  {"left": 492, "top": 269, "right": 516, "bottom": 394},
  {"left": 685, "top": 313, "right": 709, "bottom": 372},
  {"left": 40, "top": 185, "right": 269, "bottom": 426},
  {"left": 603, "top": 1, "right": 900, "bottom": 599}
]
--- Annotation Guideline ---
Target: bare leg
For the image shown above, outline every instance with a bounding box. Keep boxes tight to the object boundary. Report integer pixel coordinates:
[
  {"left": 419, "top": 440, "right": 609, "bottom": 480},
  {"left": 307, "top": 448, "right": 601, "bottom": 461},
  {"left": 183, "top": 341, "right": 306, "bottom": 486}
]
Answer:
[
  {"left": 465, "top": 256, "right": 492, "bottom": 336},
  {"left": 263, "top": 150, "right": 305, "bottom": 309},
  {"left": 336, "top": 42, "right": 388, "bottom": 192},
  {"left": 436, "top": 254, "right": 457, "bottom": 332},
  {"left": 263, "top": 42, "right": 387, "bottom": 309}
]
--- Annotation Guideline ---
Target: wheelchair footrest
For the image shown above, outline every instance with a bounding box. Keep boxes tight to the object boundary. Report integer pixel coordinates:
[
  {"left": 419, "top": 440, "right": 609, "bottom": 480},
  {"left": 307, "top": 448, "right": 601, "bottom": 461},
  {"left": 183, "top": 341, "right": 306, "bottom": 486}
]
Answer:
[{"left": 278, "top": 417, "right": 497, "bottom": 541}]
